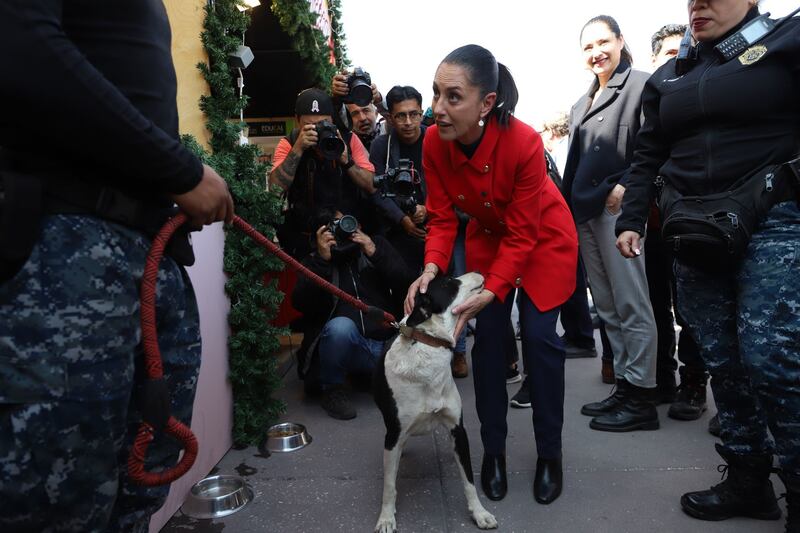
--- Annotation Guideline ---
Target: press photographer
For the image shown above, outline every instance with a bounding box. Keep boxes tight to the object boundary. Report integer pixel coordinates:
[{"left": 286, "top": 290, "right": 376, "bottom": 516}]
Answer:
[
  {"left": 369, "top": 85, "right": 428, "bottom": 270},
  {"left": 331, "top": 67, "right": 387, "bottom": 151},
  {"left": 269, "top": 88, "right": 375, "bottom": 259},
  {"left": 292, "top": 209, "right": 416, "bottom": 420}
]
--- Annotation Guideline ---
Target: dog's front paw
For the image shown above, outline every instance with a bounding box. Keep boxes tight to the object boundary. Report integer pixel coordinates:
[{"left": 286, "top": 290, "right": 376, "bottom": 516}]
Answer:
[
  {"left": 374, "top": 515, "right": 397, "bottom": 533},
  {"left": 472, "top": 508, "right": 498, "bottom": 530}
]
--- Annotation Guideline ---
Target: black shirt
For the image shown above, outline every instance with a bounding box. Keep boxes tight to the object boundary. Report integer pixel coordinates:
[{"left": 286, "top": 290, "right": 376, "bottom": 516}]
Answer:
[
  {"left": 618, "top": 8, "right": 800, "bottom": 236},
  {"left": 0, "top": 0, "right": 202, "bottom": 205}
]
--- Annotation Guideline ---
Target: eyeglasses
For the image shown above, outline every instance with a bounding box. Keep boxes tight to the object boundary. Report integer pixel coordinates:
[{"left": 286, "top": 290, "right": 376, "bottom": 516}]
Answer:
[{"left": 392, "top": 110, "right": 423, "bottom": 123}]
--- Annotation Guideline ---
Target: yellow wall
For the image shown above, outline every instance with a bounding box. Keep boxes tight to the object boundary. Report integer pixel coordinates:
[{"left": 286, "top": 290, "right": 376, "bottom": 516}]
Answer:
[{"left": 165, "top": 0, "right": 210, "bottom": 148}]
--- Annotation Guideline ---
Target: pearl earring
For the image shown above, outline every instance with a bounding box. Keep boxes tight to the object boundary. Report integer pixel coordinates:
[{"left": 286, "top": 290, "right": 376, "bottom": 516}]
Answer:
[{"left": 478, "top": 118, "right": 485, "bottom": 127}]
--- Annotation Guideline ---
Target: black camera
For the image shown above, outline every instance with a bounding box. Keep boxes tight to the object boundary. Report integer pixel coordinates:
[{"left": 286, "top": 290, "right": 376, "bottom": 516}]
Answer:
[
  {"left": 314, "top": 119, "right": 345, "bottom": 161},
  {"left": 326, "top": 215, "right": 360, "bottom": 261},
  {"left": 373, "top": 158, "right": 419, "bottom": 215},
  {"left": 344, "top": 67, "right": 373, "bottom": 107}
]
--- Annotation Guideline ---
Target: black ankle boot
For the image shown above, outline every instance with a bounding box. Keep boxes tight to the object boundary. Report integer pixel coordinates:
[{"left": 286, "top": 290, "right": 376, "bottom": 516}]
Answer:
[
  {"left": 779, "top": 471, "right": 800, "bottom": 533},
  {"left": 668, "top": 367, "right": 708, "bottom": 421},
  {"left": 481, "top": 453, "right": 507, "bottom": 501},
  {"left": 589, "top": 381, "right": 659, "bottom": 432},
  {"left": 580, "top": 378, "right": 628, "bottom": 417},
  {"left": 680, "top": 443, "right": 781, "bottom": 521},
  {"left": 534, "top": 456, "right": 563, "bottom": 504}
]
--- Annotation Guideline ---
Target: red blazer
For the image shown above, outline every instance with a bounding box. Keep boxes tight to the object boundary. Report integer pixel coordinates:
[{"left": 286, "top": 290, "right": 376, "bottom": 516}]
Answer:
[{"left": 424, "top": 116, "right": 578, "bottom": 311}]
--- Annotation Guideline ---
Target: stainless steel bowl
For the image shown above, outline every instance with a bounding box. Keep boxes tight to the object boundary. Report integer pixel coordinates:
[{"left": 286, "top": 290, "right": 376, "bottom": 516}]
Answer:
[
  {"left": 180, "top": 475, "right": 253, "bottom": 519},
  {"left": 265, "top": 422, "right": 312, "bottom": 452}
]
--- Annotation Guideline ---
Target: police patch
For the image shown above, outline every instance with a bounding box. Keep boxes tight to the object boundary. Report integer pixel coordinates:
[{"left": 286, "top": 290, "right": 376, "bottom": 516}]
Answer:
[{"left": 738, "top": 44, "right": 767, "bottom": 66}]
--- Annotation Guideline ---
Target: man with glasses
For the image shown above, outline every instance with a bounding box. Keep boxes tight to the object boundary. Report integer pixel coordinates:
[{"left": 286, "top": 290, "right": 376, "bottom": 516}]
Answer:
[{"left": 368, "top": 85, "right": 428, "bottom": 269}]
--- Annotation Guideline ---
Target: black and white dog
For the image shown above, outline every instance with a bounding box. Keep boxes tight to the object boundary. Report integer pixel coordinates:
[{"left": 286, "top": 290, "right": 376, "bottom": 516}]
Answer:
[{"left": 373, "top": 272, "right": 497, "bottom": 532}]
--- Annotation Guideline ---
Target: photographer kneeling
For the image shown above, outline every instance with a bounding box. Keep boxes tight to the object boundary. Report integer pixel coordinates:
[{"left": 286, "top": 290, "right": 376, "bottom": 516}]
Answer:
[
  {"left": 269, "top": 88, "right": 375, "bottom": 259},
  {"left": 292, "top": 210, "right": 416, "bottom": 420},
  {"left": 369, "top": 85, "right": 428, "bottom": 270}
]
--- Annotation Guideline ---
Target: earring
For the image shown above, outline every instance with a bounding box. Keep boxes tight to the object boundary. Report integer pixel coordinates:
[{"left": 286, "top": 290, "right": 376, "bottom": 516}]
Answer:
[{"left": 478, "top": 118, "right": 485, "bottom": 127}]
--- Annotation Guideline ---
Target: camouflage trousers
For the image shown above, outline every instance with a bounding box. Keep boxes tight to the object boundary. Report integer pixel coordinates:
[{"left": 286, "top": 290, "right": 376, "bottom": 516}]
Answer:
[
  {"left": 0, "top": 215, "right": 201, "bottom": 532},
  {"left": 675, "top": 201, "right": 800, "bottom": 474}
]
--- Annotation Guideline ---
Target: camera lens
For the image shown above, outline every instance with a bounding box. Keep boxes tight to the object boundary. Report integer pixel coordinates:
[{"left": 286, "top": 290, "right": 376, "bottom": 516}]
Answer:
[
  {"left": 337, "top": 215, "right": 358, "bottom": 235},
  {"left": 348, "top": 83, "right": 372, "bottom": 107},
  {"left": 315, "top": 120, "right": 345, "bottom": 160}
]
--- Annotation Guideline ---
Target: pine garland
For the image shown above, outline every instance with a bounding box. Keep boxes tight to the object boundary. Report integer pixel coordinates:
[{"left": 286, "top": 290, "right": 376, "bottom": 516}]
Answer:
[
  {"left": 328, "top": 0, "right": 351, "bottom": 71},
  {"left": 191, "top": 0, "right": 350, "bottom": 446},
  {"left": 271, "top": 0, "right": 340, "bottom": 86},
  {"left": 195, "top": 0, "right": 286, "bottom": 446}
]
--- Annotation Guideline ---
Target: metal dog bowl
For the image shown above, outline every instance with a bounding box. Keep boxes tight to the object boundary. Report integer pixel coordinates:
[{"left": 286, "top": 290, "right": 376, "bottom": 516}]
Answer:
[
  {"left": 265, "top": 422, "right": 312, "bottom": 452},
  {"left": 180, "top": 475, "right": 253, "bottom": 519}
]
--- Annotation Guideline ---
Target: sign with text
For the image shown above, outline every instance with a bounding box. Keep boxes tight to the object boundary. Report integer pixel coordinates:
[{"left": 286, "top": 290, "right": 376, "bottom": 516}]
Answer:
[{"left": 307, "top": 0, "right": 336, "bottom": 65}]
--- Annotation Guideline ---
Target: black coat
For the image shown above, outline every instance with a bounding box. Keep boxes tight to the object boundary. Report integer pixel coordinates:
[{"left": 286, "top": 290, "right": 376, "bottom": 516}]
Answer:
[
  {"left": 562, "top": 62, "right": 650, "bottom": 224},
  {"left": 617, "top": 9, "right": 800, "bottom": 236}
]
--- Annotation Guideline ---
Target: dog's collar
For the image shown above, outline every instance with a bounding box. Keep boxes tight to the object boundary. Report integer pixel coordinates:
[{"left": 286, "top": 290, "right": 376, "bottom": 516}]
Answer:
[{"left": 398, "top": 324, "right": 453, "bottom": 349}]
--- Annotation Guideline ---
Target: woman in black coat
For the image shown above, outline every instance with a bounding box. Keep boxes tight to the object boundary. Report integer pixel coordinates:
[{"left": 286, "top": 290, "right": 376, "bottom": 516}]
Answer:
[{"left": 561, "top": 15, "right": 658, "bottom": 432}]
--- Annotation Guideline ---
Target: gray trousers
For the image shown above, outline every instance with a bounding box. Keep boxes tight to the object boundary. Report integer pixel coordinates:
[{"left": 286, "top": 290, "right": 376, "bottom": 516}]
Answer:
[{"left": 577, "top": 209, "right": 657, "bottom": 388}]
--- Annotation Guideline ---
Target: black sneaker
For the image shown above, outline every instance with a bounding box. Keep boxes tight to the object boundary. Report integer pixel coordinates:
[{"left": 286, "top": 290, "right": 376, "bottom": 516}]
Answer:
[
  {"left": 506, "top": 364, "right": 522, "bottom": 384},
  {"left": 321, "top": 386, "right": 356, "bottom": 420},
  {"left": 510, "top": 378, "right": 531, "bottom": 408}
]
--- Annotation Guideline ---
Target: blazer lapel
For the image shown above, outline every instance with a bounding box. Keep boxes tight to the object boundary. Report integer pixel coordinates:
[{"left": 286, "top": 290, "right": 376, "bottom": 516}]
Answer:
[{"left": 581, "top": 62, "right": 633, "bottom": 123}]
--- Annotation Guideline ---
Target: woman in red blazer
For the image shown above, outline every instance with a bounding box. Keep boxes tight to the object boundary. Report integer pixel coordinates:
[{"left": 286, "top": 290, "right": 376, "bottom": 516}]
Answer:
[{"left": 405, "top": 45, "right": 578, "bottom": 504}]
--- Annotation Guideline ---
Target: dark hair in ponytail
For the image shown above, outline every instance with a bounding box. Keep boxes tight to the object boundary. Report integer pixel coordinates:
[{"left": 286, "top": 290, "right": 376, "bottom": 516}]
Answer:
[
  {"left": 581, "top": 15, "right": 633, "bottom": 66},
  {"left": 441, "top": 44, "right": 519, "bottom": 127}
]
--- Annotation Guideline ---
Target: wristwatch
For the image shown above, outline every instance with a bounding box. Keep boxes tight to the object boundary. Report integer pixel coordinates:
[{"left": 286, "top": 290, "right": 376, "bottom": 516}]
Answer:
[{"left": 341, "top": 158, "right": 355, "bottom": 170}]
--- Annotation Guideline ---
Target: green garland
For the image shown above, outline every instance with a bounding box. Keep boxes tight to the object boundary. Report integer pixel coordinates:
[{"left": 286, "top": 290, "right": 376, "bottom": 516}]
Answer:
[
  {"left": 271, "top": 0, "right": 344, "bottom": 86},
  {"left": 195, "top": 0, "right": 286, "bottom": 446},
  {"left": 191, "top": 0, "right": 350, "bottom": 446},
  {"left": 328, "top": 0, "right": 351, "bottom": 71}
]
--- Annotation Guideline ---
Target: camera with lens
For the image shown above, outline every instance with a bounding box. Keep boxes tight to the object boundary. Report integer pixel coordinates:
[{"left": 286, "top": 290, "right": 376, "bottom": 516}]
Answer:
[
  {"left": 373, "top": 158, "right": 419, "bottom": 215},
  {"left": 343, "top": 67, "right": 373, "bottom": 107},
  {"left": 314, "top": 120, "right": 345, "bottom": 161},
  {"left": 326, "top": 214, "right": 360, "bottom": 261}
]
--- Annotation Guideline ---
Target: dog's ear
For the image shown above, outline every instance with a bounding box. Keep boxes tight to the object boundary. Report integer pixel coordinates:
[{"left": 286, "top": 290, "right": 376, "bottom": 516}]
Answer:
[{"left": 406, "top": 293, "right": 432, "bottom": 327}]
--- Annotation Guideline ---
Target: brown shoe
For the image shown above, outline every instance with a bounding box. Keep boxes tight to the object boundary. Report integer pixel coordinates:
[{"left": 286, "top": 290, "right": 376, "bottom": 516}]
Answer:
[
  {"left": 452, "top": 351, "right": 468, "bottom": 378},
  {"left": 601, "top": 359, "right": 615, "bottom": 384}
]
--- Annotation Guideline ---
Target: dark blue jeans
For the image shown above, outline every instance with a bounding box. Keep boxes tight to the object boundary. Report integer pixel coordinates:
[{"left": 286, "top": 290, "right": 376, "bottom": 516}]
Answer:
[
  {"left": 318, "top": 317, "right": 385, "bottom": 387},
  {"left": 675, "top": 202, "right": 800, "bottom": 473},
  {"left": 472, "top": 289, "right": 565, "bottom": 458}
]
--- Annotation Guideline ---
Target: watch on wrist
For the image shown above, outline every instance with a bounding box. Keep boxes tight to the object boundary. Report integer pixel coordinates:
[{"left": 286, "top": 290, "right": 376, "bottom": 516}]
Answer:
[{"left": 341, "top": 158, "right": 355, "bottom": 170}]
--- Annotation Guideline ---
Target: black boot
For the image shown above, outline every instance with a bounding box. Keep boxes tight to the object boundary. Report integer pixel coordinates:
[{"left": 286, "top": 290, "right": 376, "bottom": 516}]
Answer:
[
  {"left": 779, "top": 471, "right": 800, "bottom": 533},
  {"left": 481, "top": 453, "right": 507, "bottom": 501},
  {"left": 589, "top": 381, "right": 660, "bottom": 432},
  {"left": 580, "top": 378, "right": 628, "bottom": 417},
  {"left": 708, "top": 413, "right": 721, "bottom": 437},
  {"left": 534, "top": 456, "right": 563, "bottom": 504},
  {"left": 680, "top": 443, "right": 781, "bottom": 521},
  {"left": 668, "top": 367, "right": 708, "bottom": 420}
]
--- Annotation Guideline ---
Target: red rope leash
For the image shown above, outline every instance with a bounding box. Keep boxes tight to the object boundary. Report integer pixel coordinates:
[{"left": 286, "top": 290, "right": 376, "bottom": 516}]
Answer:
[{"left": 128, "top": 213, "right": 397, "bottom": 486}]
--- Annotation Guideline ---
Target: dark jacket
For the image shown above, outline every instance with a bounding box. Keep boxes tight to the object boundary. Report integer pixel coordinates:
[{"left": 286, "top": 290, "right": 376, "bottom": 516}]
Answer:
[
  {"left": 369, "top": 126, "right": 428, "bottom": 227},
  {"left": 292, "top": 236, "right": 415, "bottom": 375},
  {"left": 618, "top": 9, "right": 800, "bottom": 236},
  {"left": 562, "top": 61, "right": 650, "bottom": 224}
]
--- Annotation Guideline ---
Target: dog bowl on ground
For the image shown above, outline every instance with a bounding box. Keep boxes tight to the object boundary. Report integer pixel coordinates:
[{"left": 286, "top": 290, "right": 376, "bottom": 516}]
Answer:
[
  {"left": 265, "top": 422, "right": 312, "bottom": 452},
  {"left": 180, "top": 475, "right": 253, "bottom": 519}
]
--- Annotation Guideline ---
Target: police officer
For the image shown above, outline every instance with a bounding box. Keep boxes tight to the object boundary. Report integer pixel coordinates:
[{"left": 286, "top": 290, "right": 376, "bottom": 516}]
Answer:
[
  {"left": 0, "top": 1, "right": 233, "bottom": 531},
  {"left": 617, "top": 1, "right": 800, "bottom": 529}
]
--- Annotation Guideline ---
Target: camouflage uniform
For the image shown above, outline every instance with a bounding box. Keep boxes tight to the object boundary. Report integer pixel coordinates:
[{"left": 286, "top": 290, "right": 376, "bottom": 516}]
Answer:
[
  {"left": 675, "top": 202, "right": 800, "bottom": 476},
  {"left": 0, "top": 214, "right": 201, "bottom": 533}
]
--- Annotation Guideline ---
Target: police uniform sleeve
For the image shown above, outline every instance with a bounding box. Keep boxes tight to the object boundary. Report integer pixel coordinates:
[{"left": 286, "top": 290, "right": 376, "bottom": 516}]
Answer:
[
  {"left": 0, "top": 1, "right": 202, "bottom": 194},
  {"left": 615, "top": 76, "right": 669, "bottom": 237}
]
